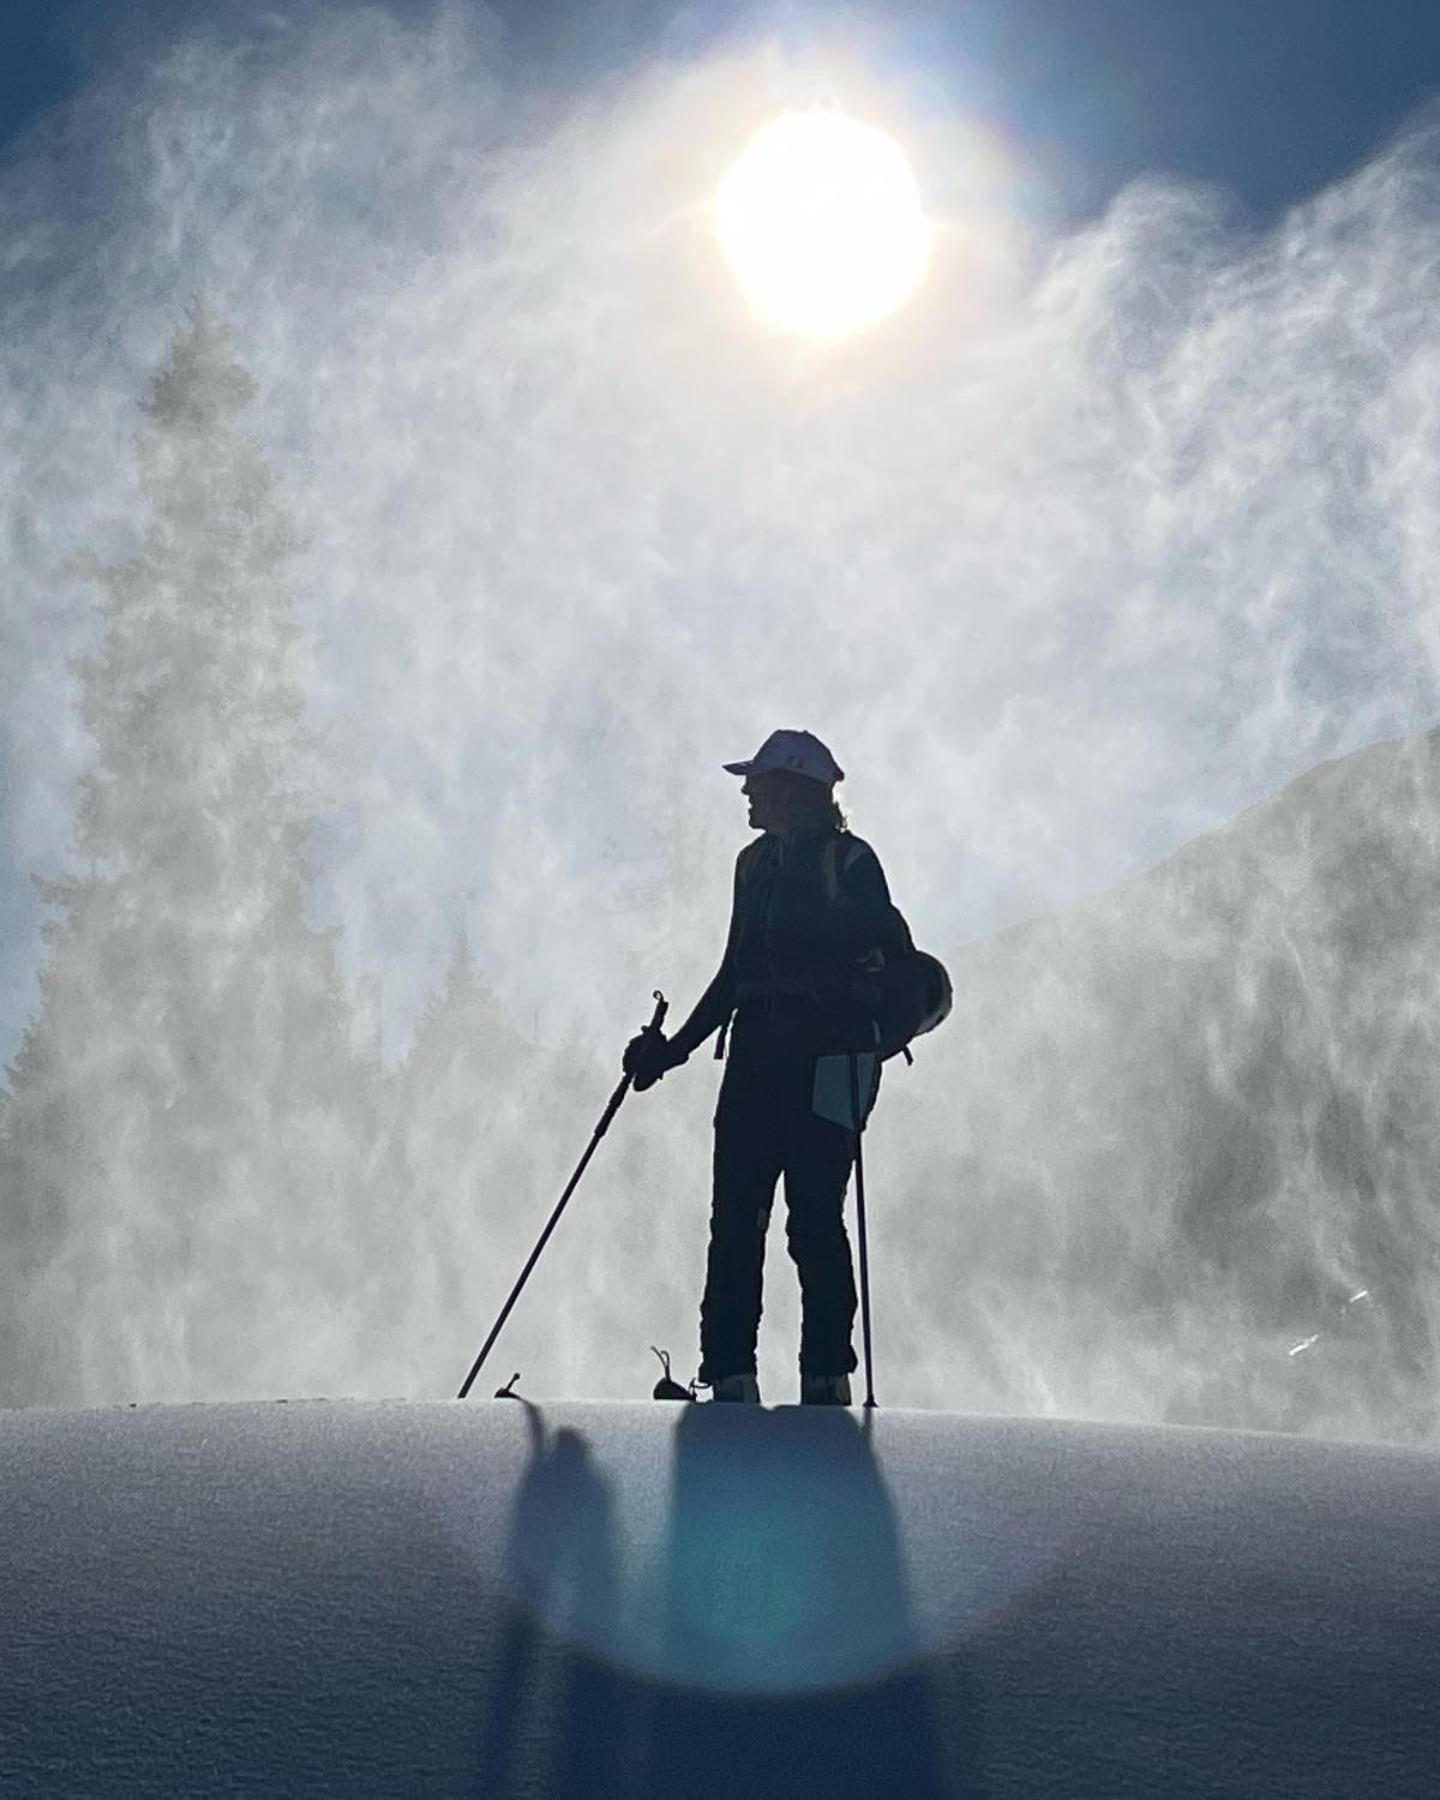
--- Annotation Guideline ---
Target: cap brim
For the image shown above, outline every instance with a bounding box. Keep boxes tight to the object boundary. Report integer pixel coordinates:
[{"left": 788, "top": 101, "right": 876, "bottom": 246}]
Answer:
[{"left": 722, "top": 760, "right": 756, "bottom": 775}]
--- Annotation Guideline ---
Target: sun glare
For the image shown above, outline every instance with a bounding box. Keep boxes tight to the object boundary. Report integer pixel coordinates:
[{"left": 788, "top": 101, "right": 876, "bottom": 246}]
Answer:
[{"left": 716, "top": 111, "right": 932, "bottom": 344}]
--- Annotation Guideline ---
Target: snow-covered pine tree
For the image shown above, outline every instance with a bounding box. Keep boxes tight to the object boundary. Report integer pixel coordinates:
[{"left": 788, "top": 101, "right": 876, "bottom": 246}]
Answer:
[{"left": 1, "top": 299, "right": 373, "bottom": 1406}]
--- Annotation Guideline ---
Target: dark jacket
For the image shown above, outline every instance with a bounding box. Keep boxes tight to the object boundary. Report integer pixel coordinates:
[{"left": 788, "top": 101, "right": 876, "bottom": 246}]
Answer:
[{"left": 670, "top": 826, "right": 912, "bottom": 1060}]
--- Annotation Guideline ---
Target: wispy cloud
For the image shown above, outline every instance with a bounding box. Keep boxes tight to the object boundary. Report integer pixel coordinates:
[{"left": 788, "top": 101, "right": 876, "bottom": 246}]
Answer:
[{"left": 4, "top": 6, "right": 1440, "bottom": 1413}]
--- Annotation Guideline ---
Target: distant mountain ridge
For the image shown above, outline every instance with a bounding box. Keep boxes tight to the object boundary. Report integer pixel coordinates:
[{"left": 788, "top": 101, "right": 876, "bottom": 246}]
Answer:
[{"left": 904, "top": 725, "right": 1440, "bottom": 1440}]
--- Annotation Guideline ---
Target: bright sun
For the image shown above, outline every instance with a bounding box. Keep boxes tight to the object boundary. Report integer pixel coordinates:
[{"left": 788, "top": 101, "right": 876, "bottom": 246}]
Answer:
[{"left": 716, "top": 111, "right": 932, "bottom": 344}]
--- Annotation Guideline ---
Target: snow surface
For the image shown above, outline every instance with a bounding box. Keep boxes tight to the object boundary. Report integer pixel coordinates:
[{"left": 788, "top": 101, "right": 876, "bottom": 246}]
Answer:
[{"left": 2, "top": 1398, "right": 1437, "bottom": 1797}]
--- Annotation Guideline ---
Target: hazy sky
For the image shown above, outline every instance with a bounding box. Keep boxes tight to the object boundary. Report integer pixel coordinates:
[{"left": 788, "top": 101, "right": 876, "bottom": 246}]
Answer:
[
  {"left": 6, "top": 0, "right": 1440, "bottom": 1070},
  {"left": 7, "top": 1, "right": 1440, "bottom": 214},
  {"left": 10, "top": 0, "right": 1440, "bottom": 1415}
]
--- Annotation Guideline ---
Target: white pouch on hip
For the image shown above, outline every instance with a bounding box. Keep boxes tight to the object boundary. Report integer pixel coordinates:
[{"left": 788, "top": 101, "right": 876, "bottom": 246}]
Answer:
[{"left": 812, "top": 1052, "right": 880, "bottom": 1131}]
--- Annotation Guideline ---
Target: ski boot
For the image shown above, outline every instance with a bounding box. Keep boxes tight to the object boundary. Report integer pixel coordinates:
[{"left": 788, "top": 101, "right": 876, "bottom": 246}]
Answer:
[
  {"left": 801, "top": 1374, "right": 852, "bottom": 1406},
  {"left": 709, "top": 1372, "right": 761, "bottom": 1403}
]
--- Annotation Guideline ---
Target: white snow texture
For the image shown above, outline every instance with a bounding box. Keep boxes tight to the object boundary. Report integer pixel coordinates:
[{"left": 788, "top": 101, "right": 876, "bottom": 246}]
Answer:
[{"left": 2, "top": 1398, "right": 1436, "bottom": 1797}]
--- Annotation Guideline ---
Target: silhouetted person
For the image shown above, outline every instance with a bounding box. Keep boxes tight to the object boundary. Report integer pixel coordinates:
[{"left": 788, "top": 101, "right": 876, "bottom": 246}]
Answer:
[{"left": 625, "top": 730, "right": 912, "bottom": 1404}]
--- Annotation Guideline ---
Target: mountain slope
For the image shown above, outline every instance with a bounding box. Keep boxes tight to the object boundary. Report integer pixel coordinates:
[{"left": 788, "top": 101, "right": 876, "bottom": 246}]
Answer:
[{"left": 890, "top": 727, "right": 1440, "bottom": 1435}]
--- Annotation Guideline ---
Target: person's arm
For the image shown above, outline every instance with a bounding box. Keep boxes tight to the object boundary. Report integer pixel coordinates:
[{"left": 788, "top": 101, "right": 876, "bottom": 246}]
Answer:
[
  {"left": 625, "top": 851, "right": 747, "bottom": 1088},
  {"left": 667, "top": 854, "right": 745, "bottom": 1062},
  {"left": 838, "top": 838, "right": 912, "bottom": 968}
]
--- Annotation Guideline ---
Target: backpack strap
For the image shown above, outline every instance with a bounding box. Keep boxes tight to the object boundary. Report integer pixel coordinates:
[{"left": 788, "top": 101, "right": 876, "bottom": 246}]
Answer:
[
  {"left": 821, "top": 836, "right": 842, "bottom": 903},
  {"left": 821, "top": 834, "right": 871, "bottom": 903}
]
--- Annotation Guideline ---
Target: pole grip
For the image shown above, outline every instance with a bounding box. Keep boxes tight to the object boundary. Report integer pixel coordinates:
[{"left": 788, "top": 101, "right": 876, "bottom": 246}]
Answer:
[{"left": 595, "top": 990, "right": 668, "bottom": 1140}]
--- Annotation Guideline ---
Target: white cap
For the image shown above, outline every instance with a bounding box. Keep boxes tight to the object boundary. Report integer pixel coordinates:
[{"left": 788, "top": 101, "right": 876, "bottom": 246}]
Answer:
[{"left": 723, "top": 728, "right": 845, "bottom": 786}]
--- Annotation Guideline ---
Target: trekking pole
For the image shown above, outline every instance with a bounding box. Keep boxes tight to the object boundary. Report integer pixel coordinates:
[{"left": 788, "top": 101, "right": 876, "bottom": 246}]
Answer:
[
  {"left": 457, "top": 990, "right": 668, "bottom": 1400},
  {"left": 849, "top": 1051, "right": 878, "bottom": 1410}
]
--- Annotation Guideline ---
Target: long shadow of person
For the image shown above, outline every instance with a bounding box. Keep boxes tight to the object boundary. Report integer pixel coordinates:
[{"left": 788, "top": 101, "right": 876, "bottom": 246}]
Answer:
[
  {"left": 639, "top": 1404, "right": 986, "bottom": 1800},
  {"left": 472, "top": 1401, "right": 627, "bottom": 1798}
]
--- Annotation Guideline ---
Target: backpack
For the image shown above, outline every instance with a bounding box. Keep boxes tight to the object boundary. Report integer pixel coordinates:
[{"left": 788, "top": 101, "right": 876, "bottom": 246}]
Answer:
[
  {"left": 817, "top": 837, "right": 952, "bottom": 1062},
  {"left": 871, "top": 945, "right": 953, "bottom": 1063}
]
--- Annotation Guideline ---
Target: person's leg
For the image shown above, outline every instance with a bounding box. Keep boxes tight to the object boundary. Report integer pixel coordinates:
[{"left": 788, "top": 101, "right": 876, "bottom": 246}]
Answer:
[
  {"left": 781, "top": 1061, "right": 860, "bottom": 1379},
  {"left": 698, "top": 1045, "right": 783, "bottom": 1384}
]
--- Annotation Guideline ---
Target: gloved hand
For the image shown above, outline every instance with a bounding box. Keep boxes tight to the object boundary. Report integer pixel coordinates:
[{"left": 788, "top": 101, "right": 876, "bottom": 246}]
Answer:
[{"left": 624, "top": 1026, "right": 680, "bottom": 1092}]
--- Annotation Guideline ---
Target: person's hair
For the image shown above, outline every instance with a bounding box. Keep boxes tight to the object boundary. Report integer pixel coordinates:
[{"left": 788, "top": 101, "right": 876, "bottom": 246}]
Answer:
[{"left": 765, "top": 768, "right": 849, "bottom": 831}]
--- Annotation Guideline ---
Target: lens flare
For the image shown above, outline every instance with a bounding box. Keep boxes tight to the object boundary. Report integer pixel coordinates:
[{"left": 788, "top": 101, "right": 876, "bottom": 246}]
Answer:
[{"left": 715, "top": 110, "right": 932, "bottom": 343}]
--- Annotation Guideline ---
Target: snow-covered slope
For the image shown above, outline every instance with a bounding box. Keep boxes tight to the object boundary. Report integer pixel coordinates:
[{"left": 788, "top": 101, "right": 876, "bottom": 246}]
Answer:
[
  {"left": 2, "top": 1398, "right": 1436, "bottom": 1797},
  {"left": 885, "top": 725, "right": 1440, "bottom": 1432}
]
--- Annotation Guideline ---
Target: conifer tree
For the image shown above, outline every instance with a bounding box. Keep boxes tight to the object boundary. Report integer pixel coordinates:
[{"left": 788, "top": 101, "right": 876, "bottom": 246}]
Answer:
[{"left": 1, "top": 299, "right": 369, "bottom": 1405}]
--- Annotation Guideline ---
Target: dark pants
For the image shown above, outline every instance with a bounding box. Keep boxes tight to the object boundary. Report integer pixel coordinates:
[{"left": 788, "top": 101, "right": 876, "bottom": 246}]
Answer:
[{"left": 698, "top": 1023, "right": 863, "bottom": 1382}]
